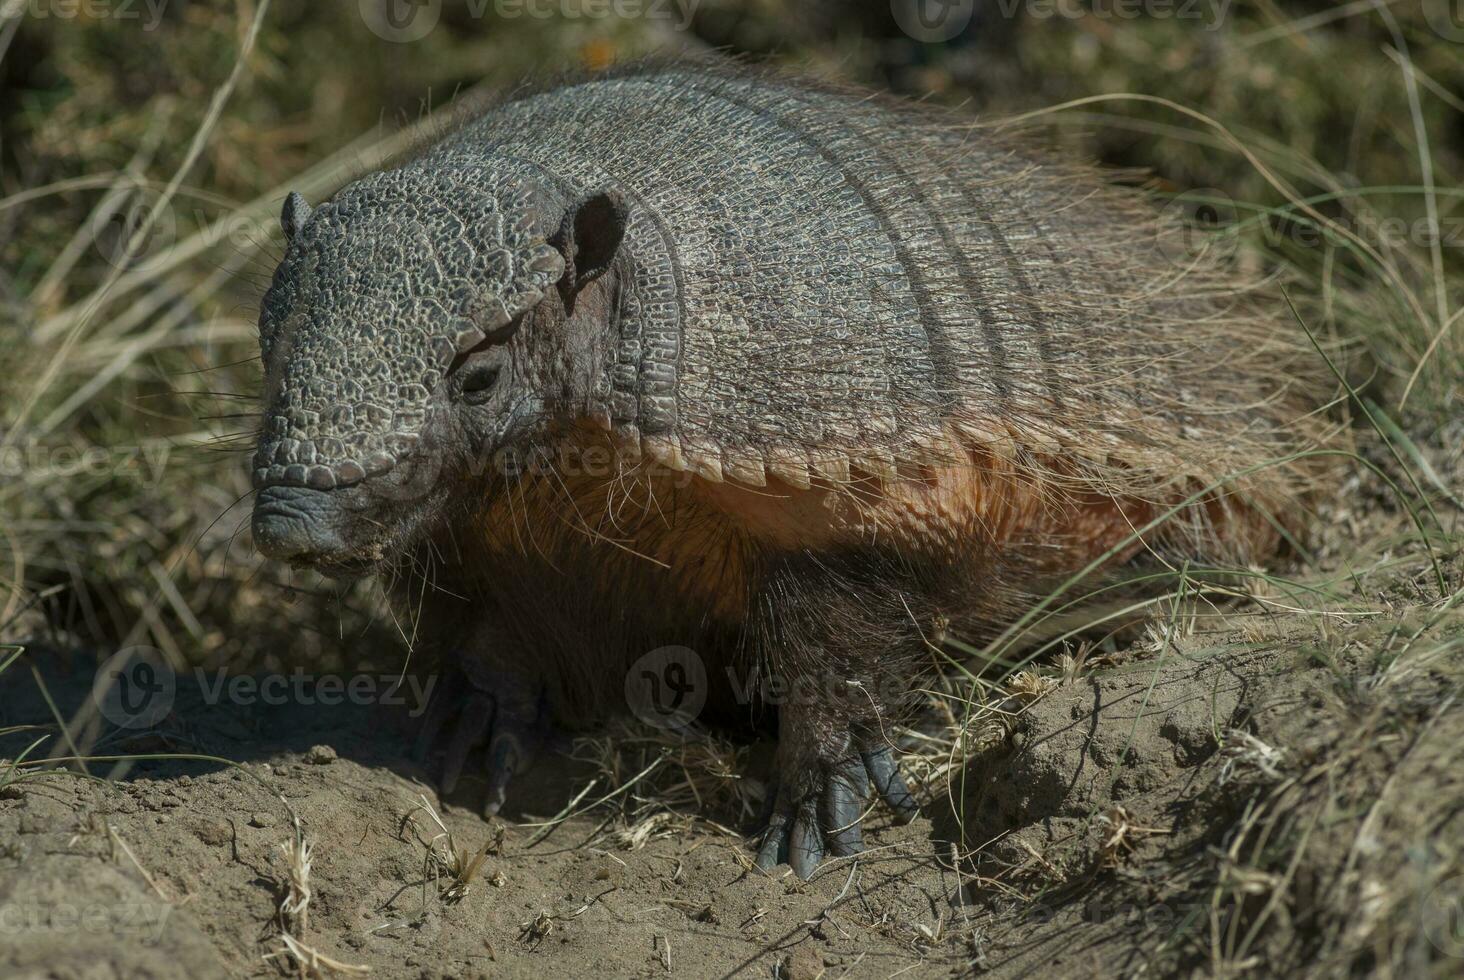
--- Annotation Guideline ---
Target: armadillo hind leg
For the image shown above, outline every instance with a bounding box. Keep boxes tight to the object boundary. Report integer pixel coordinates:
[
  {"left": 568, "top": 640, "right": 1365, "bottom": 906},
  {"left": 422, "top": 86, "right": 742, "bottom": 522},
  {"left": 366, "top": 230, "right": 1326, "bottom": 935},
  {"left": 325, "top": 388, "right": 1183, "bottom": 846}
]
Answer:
[
  {"left": 756, "top": 729, "right": 920, "bottom": 879},
  {"left": 751, "top": 553, "right": 929, "bottom": 878}
]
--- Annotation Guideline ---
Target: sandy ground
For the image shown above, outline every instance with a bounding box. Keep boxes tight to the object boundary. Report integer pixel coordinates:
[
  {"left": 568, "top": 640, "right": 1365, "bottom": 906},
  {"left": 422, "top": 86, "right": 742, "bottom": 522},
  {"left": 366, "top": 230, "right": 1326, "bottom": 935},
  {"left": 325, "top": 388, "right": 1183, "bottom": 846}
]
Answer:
[{"left": 7, "top": 603, "right": 1458, "bottom": 980}]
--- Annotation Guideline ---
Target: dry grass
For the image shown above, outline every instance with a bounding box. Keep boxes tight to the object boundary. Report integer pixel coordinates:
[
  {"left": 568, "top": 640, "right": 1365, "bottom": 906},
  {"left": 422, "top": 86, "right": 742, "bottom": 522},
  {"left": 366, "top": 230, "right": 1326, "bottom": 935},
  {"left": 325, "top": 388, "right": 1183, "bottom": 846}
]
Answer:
[
  {"left": 570, "top": 720, "right": 757, "bottom": 847},
  {"left": 260, "top": 810, "right": 371, "bottom": 977},
  {"left": 0, "top": 2, "right": 1459, "bottom": 976},
  {"left": 401, "top": 793, "right": 504, "bottom": 905}
]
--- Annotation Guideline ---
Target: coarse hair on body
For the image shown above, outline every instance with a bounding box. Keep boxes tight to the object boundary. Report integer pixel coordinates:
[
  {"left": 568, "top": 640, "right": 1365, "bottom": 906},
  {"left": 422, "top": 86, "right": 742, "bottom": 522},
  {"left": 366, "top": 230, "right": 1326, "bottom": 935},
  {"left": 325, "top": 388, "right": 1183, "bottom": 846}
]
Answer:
[
  {"left": 378, "top": 59, "right": 1343, "bottom": 711},
  {"left": 253, "top": 56, "right": 1347, "bottom": 877}
]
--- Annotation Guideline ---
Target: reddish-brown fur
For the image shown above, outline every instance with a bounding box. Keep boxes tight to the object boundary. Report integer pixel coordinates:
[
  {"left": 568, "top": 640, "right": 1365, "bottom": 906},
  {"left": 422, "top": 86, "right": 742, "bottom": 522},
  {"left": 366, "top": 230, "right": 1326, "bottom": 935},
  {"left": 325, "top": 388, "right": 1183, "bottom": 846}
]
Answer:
[{"left": 462, "top": 422, "right": 1261, "bottom": 639}]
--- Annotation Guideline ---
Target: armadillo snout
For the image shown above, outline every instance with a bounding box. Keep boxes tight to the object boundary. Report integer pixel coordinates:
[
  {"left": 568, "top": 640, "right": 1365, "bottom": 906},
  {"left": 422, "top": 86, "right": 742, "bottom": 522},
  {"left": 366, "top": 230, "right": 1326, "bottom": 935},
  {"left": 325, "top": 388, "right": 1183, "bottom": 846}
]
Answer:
[{"left": 252, "top": 484, "right": 362, "bottom": 571}]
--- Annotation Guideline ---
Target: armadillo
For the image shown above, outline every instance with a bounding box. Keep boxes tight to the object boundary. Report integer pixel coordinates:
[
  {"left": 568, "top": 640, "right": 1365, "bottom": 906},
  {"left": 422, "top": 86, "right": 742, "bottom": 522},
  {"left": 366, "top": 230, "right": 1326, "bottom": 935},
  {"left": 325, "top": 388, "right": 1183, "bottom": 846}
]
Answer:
[{"left": 250, "top": 63, "right": 1334, "bottom": 878}]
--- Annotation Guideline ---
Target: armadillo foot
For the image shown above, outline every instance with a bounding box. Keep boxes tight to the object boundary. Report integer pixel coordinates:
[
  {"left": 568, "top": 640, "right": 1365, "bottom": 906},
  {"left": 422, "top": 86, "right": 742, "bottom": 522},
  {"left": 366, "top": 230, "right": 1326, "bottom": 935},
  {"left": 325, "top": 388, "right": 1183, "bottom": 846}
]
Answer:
[
  {"left": 754, "top": 736, "right": 920, "bottom": 880},
  {"left": 411, "top": 665, "right": 550, "bottom": 817}
]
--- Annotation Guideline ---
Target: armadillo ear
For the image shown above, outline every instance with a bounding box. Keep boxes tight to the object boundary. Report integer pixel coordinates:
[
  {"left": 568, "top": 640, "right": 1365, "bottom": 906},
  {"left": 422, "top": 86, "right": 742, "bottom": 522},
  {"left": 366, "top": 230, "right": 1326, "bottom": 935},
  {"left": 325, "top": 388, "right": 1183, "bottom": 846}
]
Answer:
[
  {"left": 553, "top": 189, "right": 629, "bottom": 296},
  {"left": 281, "top": 192, "right": 312, "bottom": 241}
]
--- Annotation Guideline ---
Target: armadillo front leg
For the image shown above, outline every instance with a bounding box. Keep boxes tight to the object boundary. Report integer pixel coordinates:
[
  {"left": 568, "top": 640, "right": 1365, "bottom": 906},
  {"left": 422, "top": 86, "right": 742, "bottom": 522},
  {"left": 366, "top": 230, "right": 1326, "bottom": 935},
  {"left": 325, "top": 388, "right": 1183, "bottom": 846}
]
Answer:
[
  {"left": 751, "top": 554, "right": 924, "bottom": 878},
  {"left": 412, "top": 627, "right": 553, "bottom": 816}
]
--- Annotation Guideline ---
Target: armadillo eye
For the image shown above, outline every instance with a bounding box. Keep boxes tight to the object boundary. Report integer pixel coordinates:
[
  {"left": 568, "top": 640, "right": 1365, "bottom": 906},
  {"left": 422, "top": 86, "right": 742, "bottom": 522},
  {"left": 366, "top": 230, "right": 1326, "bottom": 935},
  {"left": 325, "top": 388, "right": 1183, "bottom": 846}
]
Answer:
[{"left": 459, "top": 364, "right": 500, "bottom": 404}]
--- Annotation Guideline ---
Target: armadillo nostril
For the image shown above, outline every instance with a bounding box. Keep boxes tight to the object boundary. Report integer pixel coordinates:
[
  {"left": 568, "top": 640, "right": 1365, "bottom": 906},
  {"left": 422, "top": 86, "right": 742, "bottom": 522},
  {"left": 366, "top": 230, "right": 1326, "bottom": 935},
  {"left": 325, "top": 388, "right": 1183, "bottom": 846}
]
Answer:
[{"left": 251, "top": 485, "right": 352, "bottom": 563}]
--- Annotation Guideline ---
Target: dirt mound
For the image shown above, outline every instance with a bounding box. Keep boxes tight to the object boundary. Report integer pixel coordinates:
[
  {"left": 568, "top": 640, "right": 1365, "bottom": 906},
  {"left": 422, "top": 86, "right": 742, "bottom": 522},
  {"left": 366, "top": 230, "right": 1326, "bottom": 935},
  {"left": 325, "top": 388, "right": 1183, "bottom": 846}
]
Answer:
[
  {"left": 944, "top": 619, "right": 1464, "bottom": 976},
  {"left": 2, "top": 617, "right": 1461, "bottom": 977},
  {"left": 0, "top": 660, "right": 956, "bottom": 978}
]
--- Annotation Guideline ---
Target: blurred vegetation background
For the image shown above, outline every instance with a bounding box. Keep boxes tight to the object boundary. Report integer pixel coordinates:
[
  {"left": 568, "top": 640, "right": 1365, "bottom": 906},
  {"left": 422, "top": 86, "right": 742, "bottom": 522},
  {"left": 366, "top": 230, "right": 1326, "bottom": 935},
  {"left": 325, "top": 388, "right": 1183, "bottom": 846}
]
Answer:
[{"left": 0, "top": 0, "right": 1459, "bottom": 669}]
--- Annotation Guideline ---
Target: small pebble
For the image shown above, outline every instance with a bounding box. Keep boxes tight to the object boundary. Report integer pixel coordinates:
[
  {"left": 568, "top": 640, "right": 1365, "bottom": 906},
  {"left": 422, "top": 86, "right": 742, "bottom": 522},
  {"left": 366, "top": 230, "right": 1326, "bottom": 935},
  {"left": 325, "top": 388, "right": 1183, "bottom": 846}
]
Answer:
[
  {"left": 784, "top": 945, "right": 824, "bottom": 980},
  {"left": 17, "top": 797, "right": 73, "bottom": 834},
  {"left": 194, "top": 818, "right": 232, "bottom": 846},
  {"left": 306, "top": 744, "right": 338, "bottom": 765}
]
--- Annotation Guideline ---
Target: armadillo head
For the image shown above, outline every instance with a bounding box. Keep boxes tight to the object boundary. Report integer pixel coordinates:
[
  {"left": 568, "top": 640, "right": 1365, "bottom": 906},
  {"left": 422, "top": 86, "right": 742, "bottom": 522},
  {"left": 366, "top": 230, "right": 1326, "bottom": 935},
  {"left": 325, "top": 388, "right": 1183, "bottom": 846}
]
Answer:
[{"left": 250, "top": 166, "right": 628, "bottom": 576}]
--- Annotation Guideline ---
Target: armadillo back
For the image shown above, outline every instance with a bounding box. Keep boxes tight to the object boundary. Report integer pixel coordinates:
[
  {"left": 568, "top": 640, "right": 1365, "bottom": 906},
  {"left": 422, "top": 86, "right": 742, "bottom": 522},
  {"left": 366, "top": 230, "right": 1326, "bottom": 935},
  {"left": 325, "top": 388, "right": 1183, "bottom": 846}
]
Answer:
[{"left": 427, "top": 65, "right": 1330, "bottom": 533}]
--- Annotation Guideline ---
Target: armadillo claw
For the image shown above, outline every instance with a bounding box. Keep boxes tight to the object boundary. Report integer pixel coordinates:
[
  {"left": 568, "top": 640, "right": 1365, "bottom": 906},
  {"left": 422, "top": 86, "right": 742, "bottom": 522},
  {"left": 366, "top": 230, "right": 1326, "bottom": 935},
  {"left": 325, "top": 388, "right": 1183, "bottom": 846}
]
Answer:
[
  {"left": 440, "top": 692, "right": 494, "bottom": 794},
  {"left": 861, "top": 746, "right": 920, "bottom": 824},
  {"left": 824, "top": 756, "right": 868, "bottom": 857},
  {"left": 412, "top": 666, "right": 546, "bottom": 817},
  {"left": 755, "top": 744, "right": 918, "bottom": 879}
]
